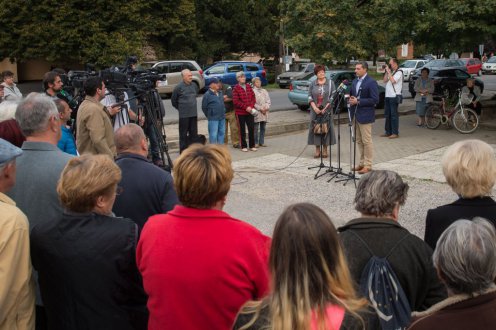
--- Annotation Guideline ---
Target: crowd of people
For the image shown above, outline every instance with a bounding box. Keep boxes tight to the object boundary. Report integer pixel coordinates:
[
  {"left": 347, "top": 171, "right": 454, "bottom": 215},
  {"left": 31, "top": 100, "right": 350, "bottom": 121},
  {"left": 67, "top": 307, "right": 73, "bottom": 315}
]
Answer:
[{"left": 0, "top": 67, "right": 496, "bottom": 330}]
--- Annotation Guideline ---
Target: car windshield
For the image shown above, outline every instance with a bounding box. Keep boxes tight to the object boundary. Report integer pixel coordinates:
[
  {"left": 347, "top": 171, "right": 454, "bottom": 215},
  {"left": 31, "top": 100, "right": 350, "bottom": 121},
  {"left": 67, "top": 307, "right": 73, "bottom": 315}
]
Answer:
[
  {"left": 487, "top": 57, "right": 496, "bottom": 63},
  {"left": 424, "top": 59, "right": 446, "bottom": 68},
  {"left": 400, "top": 61, "right": 417, "bottom": 68},
  {"left": 290, "top": 63, "right": 309, "bottom": 72},
  {"left": 298, "top": 72, "right": 315, "bottom": 80}
]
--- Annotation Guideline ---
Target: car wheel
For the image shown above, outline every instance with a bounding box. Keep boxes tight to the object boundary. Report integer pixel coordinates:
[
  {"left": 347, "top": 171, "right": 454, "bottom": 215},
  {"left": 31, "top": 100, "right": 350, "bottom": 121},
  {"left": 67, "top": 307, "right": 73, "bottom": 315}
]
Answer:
[
  {"left": 441, "top": 87, "right": 451, "bottom": 99},
  {"left": 298, "top": 105, "right": 309, "bottom": 111}
]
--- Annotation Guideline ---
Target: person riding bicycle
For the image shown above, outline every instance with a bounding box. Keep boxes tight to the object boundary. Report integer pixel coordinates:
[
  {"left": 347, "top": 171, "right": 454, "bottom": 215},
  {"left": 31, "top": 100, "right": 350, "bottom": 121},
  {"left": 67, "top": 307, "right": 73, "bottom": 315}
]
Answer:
[{"left": 461, "top": 78, "right": 482, "bottom": 116}]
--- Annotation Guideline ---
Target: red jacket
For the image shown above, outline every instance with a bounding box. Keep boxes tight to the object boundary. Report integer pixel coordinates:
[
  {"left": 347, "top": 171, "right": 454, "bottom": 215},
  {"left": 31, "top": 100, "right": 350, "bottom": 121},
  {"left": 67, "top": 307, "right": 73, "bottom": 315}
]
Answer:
[
  {"left": 233, "top": 84, "right": 256, "bottom": 116},
  {"left": 136, "top": 205, "right": 270, "bottom": 330}
]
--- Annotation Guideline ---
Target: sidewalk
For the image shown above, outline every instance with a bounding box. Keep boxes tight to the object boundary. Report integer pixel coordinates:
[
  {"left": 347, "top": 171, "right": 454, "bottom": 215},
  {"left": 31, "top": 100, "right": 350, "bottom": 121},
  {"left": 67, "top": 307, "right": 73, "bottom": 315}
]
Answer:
[{"left": 162, "top": 94, "right": 496, "bottom": 151}]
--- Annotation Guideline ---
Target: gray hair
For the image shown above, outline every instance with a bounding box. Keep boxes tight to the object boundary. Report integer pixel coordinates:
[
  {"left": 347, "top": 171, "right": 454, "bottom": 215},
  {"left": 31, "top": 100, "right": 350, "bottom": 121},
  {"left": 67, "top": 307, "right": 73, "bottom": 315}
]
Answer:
[
  {"left": 236, "top": 71, "right": 245, "bottom": 79},
  {"left": 15, "top": 93, "right": 59, "bottom": 136},
  {"left": 0, "top": 101, "right": 19, "bottom": 122},
  {"left": 181, "top": 69, "right": 191, "bottom": 78},
  {"left": 354, "top": 170, "right": 408, "bottom": 216},
  {"left": 252, "top": 76, "right": 261, "bottom": 84},
  {"left": 433, "top": 218, "right": 496, "bottom": 294}
]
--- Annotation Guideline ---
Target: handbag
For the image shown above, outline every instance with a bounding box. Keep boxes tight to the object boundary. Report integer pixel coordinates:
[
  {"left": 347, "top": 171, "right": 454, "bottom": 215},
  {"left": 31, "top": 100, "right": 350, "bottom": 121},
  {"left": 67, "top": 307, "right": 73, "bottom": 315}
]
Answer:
[{"left": 313, "top": 120, "right": 329, "bottom": 135}]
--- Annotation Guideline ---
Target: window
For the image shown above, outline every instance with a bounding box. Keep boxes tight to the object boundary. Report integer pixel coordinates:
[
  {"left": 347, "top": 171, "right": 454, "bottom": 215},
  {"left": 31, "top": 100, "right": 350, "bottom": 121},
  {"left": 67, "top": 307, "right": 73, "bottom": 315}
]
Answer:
[
  {"left": 227, "top": 64, "right": 243, "bottom": 73},
  {"left": 184, "top": 62, "right": 197, "bottom": 71},
  {"left": 416, "top": 61, "right": 425, "bottom": 68},
  {"left": 246, "top": 65, "right": 259, "bottom": 72},
  {"left": 454, "top": 69, "right": 469, "bottom": 79},
  {"left": 440, "top": 70, "right": 456, "bottom": 77},
  {"left": 155, "top": 63, "right": 169, "bottom": 74},
  {"left": 208, "top": 65, "right": 225, "bottom": 74},
  {"left": 170, "top": 63, "right": 183, "bottom": 73}
]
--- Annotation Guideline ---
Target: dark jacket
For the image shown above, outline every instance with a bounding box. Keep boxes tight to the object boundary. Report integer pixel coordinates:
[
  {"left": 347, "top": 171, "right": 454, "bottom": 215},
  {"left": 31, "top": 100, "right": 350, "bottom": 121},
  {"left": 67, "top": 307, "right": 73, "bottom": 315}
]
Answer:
[
  {"left": 424, "top": 196, "right": 496, "bottom": 250},
  {"left": 30, "top": 212, "right": 148, "bottom": 330},
  {"left": 339, "top": 218, "right": 447, "bottom": 313},
  {"left": 113, "top": 153, "right": 178, "bottom": 231},
  {"left": 408, "top": 289, "right": 496, "bottom": 330},
  {"left": 171, "top": 81, "right": 198, "bottom": 118},
  {"left": 350, "top": 74, "right": 379, "bottom": 124},
  {"left": 233, "top": 304, "right": 380, "bottom": 330},
  {"left": 201, "top": 89, "right": 225, "bottom": 120}
]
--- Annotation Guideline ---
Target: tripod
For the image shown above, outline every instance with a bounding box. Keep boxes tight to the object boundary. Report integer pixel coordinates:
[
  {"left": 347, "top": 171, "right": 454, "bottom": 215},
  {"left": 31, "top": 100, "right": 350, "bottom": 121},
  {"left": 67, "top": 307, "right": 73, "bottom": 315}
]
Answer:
[
  {"left": 308, "top": 108, "right": 332, "bottom": 179},
  {"left": 327, "top": 92, "right": 347, "bottom": 182}
]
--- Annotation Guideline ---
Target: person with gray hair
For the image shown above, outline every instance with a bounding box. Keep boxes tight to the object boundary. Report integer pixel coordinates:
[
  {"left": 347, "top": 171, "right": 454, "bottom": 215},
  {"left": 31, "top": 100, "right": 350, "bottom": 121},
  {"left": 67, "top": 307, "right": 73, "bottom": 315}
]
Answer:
[
  {"left": 0, "top": 138, "right": 35, "bottom": 329},
  {"left": 7, "top": 93, "right": 74, "bottom": 328},
  {"left": 171, "top": 69, "right": 199, "bottom": 153},
  {"left": 339, "top": 170, "right": 446, "bottom": 315},
  {"left": 409, "top": 218, "right": 496, "bottom": 329},
  {"left": 233, "top": 71, "right": 257, "bottom": 152},
  {"left": 113, "top": 123, "right": 178, "bottom": 231}
]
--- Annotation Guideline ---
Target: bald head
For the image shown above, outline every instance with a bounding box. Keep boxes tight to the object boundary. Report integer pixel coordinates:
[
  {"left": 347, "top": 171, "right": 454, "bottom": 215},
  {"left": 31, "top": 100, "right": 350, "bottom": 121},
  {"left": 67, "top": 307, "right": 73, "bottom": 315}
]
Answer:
[{"left": 115, "top": 124, "right": 147, "bottom": 155}]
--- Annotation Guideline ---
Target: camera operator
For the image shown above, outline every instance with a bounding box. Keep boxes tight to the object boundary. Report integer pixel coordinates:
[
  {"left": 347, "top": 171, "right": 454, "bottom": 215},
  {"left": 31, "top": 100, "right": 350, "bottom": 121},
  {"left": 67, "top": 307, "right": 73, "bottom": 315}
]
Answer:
[
  {"left": 76, "top": 77, "right": 120, "bottom": 158},
  {"left": 43, "top": 71, "right": 64, "bottom": 99},
  {"left": 382, "top": 58, "right": 403, "bottom": 139}
]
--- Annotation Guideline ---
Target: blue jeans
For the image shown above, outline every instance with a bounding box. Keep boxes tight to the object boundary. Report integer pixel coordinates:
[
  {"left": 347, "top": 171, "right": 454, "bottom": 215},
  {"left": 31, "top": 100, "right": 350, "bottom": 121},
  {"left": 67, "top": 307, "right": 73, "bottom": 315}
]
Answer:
[
  {"left": 254, "top": 121, "right": 266, "bottom": 145},
  {"left": 384, "top": 97, "right": 399, "bottom": 135},
  {"left": 208, "top": 119, "right": 225, "bottom": 144}
]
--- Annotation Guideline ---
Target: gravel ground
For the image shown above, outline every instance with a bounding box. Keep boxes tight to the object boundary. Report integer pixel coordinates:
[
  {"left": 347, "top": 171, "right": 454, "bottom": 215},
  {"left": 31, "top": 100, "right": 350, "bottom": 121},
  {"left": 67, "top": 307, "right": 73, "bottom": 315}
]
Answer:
[{"left": 223, "top": 154, "right": 471, "bottom": 239}]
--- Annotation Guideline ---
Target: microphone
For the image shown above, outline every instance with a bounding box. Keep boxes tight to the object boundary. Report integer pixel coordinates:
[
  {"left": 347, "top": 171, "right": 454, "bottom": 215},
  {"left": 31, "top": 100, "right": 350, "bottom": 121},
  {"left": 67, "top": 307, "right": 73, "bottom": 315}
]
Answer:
[{"left": 337, "top": 80, "right": 349, "bottom": 93}]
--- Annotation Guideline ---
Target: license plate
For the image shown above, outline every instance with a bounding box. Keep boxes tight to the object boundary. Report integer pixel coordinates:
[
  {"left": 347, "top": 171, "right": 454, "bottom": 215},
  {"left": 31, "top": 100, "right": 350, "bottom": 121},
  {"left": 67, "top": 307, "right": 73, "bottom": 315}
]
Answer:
[
  {"left": 157, "top": 80, "right": 168, "bottom": 86},
  {"left": 280, "top": 80, "right": 288, "bottom": 83},
  {"left": 296, "top": 85, "right": 309, "bottom": 91}
]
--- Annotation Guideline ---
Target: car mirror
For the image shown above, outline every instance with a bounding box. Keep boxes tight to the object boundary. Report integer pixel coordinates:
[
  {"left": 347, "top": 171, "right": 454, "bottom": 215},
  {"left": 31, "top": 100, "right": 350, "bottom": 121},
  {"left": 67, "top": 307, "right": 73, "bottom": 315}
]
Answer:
[{"left": 205, "top": 70, "right": 210, "bottom": 75}]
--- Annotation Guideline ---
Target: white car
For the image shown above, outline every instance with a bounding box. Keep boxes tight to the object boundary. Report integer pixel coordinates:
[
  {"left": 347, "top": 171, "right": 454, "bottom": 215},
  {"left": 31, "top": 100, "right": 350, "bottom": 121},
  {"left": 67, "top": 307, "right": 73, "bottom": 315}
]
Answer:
[
  {"left": 482, "top": 56, "right": 496, "bottom": 74},
  {"left": 399, "top": 59, "right": 427, "bottom": 82}
]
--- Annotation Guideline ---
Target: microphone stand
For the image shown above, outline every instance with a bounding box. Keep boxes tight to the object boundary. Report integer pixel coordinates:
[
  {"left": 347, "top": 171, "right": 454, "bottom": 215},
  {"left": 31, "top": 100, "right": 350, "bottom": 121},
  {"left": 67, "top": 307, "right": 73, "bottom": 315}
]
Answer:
[
  {"left": 335, "top": 87, "right": 362, "bottom": 187},
  {"left": 308, "top": 107, "right": 332, "bottom": 179},
  {"left": 327, "top": 91, "right": 346, "bottom": 182}
]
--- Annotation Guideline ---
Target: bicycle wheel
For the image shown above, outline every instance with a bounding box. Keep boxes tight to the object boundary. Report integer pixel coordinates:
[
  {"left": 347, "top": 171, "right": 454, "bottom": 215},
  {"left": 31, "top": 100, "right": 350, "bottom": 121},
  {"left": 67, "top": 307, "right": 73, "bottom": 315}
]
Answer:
[
  {"left": 452, "top": 108, "right": 479, "bottom": 134},
  {"left": 425, "top": 105, "right": 442, "bottom": 129}
]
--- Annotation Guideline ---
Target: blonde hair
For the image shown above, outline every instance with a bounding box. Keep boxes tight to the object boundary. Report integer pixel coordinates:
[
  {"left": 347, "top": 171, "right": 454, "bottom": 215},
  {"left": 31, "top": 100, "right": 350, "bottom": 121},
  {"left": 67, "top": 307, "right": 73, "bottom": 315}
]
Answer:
[
  {"left": 442, "top": 140, "right": 496, "bottom": 198},
  {"left": 237, "top": 203, "right": 367, "bottom": 330},
  {"left": 173, "top": 144, "right": 233, "bottom": 209},
  {"left": 57, "top": 154, "right": 121, "bottom": 212}
]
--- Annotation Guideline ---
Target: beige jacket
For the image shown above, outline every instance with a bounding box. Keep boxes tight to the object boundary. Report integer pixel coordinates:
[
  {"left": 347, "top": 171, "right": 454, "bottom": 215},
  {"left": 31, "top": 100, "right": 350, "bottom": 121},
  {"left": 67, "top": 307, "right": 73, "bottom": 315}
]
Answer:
[
  {"left": 0, "top": 193, "right": 35, "bottom": 330},
  {"left": 76, "top": 96, "right": 116, "bottom": 158},
  {"left": 413, "top": 78, "right": 435, "bottom": 103},
  {"left": 253, "top": 87, "right": 271, "bottom": 123}
]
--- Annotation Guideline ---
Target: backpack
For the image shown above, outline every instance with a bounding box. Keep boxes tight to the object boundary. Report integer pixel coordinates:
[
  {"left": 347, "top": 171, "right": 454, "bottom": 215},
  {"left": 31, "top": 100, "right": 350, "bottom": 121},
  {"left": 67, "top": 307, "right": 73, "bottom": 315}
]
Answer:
[{"left": 349, "top": 231, "right": 411, "bottom": 330}]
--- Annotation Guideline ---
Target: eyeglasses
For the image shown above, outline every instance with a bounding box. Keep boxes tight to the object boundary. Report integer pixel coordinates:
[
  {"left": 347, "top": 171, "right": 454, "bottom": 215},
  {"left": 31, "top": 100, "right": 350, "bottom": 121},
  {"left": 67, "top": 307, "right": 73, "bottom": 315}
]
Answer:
[{"left": 115, "top": 186, "right": 124, "bottom": 195}]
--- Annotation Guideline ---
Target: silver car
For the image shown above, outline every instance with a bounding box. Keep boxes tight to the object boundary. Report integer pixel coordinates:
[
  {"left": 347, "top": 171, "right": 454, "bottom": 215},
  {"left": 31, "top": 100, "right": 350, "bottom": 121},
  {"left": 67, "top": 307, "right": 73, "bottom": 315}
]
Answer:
[
  {"left": 482, "top": 56, "right": 496, "bottom": 74},
  {"left": 139, "top": 60, "right": 205, "bottom": 97},
  {"left": 399, "top": 59, "right": 426, "bottom": 82}
]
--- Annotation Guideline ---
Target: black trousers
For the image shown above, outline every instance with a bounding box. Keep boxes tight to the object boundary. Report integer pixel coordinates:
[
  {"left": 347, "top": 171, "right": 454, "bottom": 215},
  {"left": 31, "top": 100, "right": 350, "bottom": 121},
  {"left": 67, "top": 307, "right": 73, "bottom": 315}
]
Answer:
[
  {"left": 467, "top": 101, "right": 482, "bottom": 116},
  {"left": 236, "top": 114, "right": 255, "bottom": 149},
  {"left": 179, "top": 116, "right": 198, "bottom": 153}
]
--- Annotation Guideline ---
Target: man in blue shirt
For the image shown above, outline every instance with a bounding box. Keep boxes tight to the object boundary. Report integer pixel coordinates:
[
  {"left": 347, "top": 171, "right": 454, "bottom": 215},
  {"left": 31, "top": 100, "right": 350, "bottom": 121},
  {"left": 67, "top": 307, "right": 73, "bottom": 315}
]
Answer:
[
  {"left": 113, "top": 123, "right": 178, "bottom": 231},
  {"left": 201, "top": 78, "right": 225, "bottom": 144},
  {"left": 54, "top": 99, "right": 77, "bottom": 155}
]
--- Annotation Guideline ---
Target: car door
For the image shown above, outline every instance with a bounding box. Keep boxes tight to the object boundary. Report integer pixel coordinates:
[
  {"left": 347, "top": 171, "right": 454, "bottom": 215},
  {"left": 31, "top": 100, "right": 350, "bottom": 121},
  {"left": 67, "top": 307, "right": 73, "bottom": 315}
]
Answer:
[
  {"left": 454, "top": 69, "right": 471, "bottom": 90},
  {"left": 204, "top": 64, "right": 226, "bottom": 84},
  {"left": 245, "top": 64, "right": 259, "bottom": 82},
  {"left": 225, "top": 64, "right": 244, "bottom": 85}
]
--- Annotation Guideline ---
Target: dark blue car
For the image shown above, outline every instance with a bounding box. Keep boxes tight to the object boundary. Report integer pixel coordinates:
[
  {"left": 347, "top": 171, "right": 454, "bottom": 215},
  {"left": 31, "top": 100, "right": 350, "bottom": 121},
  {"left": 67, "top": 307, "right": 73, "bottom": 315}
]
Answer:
[{"left": 203, "top": 61, "right": 267, "bottom": 87}]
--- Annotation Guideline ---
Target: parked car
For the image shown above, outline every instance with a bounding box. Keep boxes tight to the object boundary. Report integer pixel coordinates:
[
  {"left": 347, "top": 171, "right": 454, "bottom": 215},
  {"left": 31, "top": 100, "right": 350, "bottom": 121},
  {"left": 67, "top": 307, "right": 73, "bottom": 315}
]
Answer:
[
  {"left": 399, "top": 59, "right": 427, "bottom": 82},
  {"left": 412, "top": 59, "right": 466, "bottom": 77},
  {"left": 482, "top": 56, "right": 496, "bottom": 74},
  {"left": 202, "top": 61, "right": 267, "bottom": 87},
  {"left": 138, "top": 60, "right": 205, "bottom": 97},
  {"left": 409, "top": 68, "right": 484, "bottom": 98},
  {"left": 460, "top": 58, "right": 482, "bottom": 76},
  {"left": 288, "top": 70, "right": 385, "bottom": 111},
  {"left": 276, "top": 63, "right": 324, "bottom": 88}
]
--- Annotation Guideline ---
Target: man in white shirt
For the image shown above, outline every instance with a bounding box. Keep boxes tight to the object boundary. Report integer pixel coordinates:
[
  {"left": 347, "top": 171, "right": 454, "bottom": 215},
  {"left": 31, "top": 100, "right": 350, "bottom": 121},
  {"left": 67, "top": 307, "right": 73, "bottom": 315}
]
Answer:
[{"left": 381, "top": 58, "right": 403, "bottom": 139}]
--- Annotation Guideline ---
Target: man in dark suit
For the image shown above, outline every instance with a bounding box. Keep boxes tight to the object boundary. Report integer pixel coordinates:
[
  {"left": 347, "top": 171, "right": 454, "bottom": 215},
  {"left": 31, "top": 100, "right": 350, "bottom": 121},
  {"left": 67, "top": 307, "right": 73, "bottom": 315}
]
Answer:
[{"left": 349, "top": 62, "right": 379, "bottom": 174}]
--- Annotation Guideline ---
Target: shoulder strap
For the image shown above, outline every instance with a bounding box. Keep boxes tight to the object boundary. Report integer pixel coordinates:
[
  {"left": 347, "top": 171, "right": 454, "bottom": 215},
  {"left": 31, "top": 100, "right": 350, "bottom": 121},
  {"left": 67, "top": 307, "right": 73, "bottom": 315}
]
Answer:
[{"left": 348, "top": 230, "right": 410, "bottom": 260}]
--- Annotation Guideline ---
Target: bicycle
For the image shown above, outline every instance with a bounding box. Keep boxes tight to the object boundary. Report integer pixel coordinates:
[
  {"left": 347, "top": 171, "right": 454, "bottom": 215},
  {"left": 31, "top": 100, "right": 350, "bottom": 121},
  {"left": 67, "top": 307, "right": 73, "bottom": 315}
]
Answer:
[{"left": 424, "top": 89, "right": 479, "bottom": 134}]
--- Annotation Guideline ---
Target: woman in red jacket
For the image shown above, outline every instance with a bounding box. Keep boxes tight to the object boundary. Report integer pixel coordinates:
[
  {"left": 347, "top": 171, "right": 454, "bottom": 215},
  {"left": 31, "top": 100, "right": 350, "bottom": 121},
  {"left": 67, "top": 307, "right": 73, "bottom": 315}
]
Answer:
[
  {"left": 137, "top": 144, "right": 270, "bottom": 330},
  {"left": 233, "top": 71, "right": 258, "bottom": 152}
]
